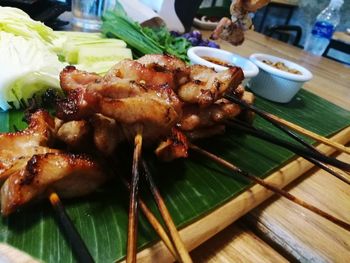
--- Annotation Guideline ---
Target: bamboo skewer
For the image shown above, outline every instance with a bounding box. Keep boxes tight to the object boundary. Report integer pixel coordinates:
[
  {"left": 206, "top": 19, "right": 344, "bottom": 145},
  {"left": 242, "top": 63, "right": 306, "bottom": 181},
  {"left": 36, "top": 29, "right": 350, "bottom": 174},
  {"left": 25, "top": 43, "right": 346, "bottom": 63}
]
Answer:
[
  {"left": 138, "top": 198, "right": 179, "bottom": 260},
  {"left": 227, "top": 119, "right": 350, "bottom": 185},
  {"left": 126, "top": 128, "right": 143, "bottom": 263},
  {"left": 225, "top": 94, "right": 350, "bottom": 155},
  {"left": 142, "top": 160, "right": 193, "bottom": 263},
  {"left": 119, "top": 176, "right": 178, "bottom": 260},
  {"left": 190, "top": 143, "right": 350, "bottom": 232},
  {"left": 226, "top": 120, "right": 350, "bottom": 171},
  {"left": 48, "top": 191, "right": 94, "bottom": 263}
]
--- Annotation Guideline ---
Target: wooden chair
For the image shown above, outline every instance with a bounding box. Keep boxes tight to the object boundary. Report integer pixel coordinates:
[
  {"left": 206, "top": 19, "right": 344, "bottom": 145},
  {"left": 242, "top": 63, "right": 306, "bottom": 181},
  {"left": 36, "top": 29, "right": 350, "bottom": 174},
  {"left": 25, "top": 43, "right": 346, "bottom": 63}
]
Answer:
[
  {"left": 266, "top": 25, "right": 302, "bottom": 47},
  {"left": 323, "top": 39, "right": 350, "bottom": 66}
]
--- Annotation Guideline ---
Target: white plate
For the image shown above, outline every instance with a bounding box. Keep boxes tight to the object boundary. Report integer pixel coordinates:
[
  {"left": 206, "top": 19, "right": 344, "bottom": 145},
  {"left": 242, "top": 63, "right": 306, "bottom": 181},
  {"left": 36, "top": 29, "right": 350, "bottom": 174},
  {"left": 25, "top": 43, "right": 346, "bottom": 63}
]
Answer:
[{"left": 193, "top": 16, "right": 218, "bottom": 30}]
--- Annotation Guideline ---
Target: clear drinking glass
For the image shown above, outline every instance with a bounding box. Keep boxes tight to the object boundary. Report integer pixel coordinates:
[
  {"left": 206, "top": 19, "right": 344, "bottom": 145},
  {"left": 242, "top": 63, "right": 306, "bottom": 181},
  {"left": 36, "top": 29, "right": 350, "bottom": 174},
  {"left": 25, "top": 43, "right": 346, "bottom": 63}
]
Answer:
[{"left": 72, "top": 0, "right": 116, "bottom": 31}]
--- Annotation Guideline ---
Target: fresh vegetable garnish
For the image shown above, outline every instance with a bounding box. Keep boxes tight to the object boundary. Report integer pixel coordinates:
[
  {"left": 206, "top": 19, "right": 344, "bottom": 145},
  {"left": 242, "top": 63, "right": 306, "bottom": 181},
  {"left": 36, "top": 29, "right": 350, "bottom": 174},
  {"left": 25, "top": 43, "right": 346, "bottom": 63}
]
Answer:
[
  {"left": 101, "top": 1, "right": 191, "bottom": 61},
  {"left": 57, "top": 31, "right": 132, "bottom": 74},
  {"left": 0, "top": 6, "right": 57, "bottom": 45},
  {"left": 0, "top": 32, "right": 64, "bottom": 111},
  {"left": 0, "top": 7, "right": 132, "bottom": 110}
]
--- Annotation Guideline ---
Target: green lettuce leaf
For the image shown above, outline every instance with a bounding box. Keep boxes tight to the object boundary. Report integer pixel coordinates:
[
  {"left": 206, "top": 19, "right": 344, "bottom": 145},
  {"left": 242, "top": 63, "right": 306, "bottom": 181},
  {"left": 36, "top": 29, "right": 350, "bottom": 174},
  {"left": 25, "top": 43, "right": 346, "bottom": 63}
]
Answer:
[
  {"left": 0, "top": 32, "right": 65, "bottom": 110},
  {"left": 0, "top": 6, "right": 57, "bottom": 45}
]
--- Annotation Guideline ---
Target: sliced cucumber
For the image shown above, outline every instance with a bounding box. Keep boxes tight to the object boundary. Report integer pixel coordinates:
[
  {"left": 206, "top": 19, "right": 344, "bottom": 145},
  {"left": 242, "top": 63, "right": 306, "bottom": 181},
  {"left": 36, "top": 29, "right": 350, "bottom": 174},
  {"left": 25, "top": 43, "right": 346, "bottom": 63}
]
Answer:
[
  {"left": 63, "top": 39, "right": 127, "bottom": 64},
  {"left": 54, "top": 31, "right": 102, "bottom": 39},
  {"left": 78, "top": 46, "right": 132, "bottom": 65},
  {"left": 75, "top": 61, "right": 119, "bottom": 75}
]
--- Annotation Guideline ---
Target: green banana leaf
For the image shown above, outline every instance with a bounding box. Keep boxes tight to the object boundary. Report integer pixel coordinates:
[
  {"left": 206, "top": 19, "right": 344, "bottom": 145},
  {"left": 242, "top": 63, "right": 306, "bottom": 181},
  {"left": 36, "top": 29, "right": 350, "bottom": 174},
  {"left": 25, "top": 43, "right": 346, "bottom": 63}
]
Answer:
[{"left": 0, "top": 89, "right": 349, "bottom": 262}]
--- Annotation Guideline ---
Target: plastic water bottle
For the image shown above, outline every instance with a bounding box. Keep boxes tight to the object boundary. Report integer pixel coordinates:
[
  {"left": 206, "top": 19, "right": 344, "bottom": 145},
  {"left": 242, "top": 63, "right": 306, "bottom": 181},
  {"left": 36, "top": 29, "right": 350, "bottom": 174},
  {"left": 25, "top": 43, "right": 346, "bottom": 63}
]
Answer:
[{"left": 304, "top": 0, "right": 343, "bottom": 56}]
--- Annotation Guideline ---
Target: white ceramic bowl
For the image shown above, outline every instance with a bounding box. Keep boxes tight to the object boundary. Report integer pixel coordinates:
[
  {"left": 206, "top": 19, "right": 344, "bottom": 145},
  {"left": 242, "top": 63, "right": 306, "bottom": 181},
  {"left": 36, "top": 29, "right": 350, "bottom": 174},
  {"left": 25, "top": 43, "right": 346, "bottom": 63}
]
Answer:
[
  {"left": 249, "top": 53, "right": 313, "bottom": 103},
  {"left": 187, "top": 46, "right": 259, "bottom": 84}
]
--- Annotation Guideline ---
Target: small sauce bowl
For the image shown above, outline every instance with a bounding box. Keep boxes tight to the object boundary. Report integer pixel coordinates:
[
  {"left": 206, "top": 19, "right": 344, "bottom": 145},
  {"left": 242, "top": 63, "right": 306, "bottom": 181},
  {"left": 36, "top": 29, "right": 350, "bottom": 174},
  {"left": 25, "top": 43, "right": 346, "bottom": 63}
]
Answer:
[{"left": 249, "top": 53, "right": 313, "bottom": 103}]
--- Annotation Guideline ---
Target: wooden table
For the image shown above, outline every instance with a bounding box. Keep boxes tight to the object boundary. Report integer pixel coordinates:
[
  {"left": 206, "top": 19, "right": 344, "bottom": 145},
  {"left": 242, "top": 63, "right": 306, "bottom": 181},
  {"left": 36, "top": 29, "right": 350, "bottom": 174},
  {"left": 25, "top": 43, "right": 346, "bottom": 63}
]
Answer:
[
  {"left": 190, "top": 30, "right": 350, "bottom": 262},
  {"left": 323, "top": 32, "right": 350, "bottom": 64},
  {"left": 333, "top": 31, "right": 350, "bottom": 44}
]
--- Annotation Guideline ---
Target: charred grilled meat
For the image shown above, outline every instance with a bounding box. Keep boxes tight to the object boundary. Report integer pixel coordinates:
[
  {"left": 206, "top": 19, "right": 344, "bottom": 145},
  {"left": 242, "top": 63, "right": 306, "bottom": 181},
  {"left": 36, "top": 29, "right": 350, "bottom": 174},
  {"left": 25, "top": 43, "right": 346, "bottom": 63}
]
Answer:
[
  {"left": 0, "top": 110, "right": 59, "bottom": 184},
  {"left": 1, "top": 153, "right": 106, "bottom": 216},
  {"left": 0, "top": 110, "right": 107, "bottom": 215},
  {"left": 211, "top": 0, "right": 270, "bottom": 45},
  {"left": 0, "top": 54, "right": 253, "bottom": 214}
]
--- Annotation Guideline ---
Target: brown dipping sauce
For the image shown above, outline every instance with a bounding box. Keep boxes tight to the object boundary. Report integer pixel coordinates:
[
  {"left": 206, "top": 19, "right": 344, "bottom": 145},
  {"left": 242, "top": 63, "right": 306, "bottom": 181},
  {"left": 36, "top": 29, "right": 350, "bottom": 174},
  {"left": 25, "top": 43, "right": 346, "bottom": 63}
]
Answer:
[
  {"left": 262, "top": 59, "right": 301, "bottom": 75},
  {"left": 201, "top": 56, "right": 234, "bottom": 67}
]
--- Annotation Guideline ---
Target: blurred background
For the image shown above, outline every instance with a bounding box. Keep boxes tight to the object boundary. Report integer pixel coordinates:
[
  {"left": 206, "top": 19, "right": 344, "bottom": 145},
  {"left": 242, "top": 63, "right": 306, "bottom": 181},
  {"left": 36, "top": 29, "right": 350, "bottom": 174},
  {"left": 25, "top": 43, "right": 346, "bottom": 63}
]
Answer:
[
  {"left": 1, "top": 0, "right": 349, "bottom": 64},
  {"left": 199, "top": 0, "right": 350, "bottom": 64}
]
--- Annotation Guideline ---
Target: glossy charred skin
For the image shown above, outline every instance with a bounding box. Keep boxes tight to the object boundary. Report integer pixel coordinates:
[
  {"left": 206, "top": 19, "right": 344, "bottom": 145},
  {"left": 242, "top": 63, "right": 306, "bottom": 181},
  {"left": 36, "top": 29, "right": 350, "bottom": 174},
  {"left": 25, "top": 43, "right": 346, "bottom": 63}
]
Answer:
[
  {"left": 0, "top": 54, "right": 254, "bottom": 215},
  {"left": 178, "top": 99, "right": 242, "bottom": 131},
  {"left": 1, "top": 153, "right": 107, "bottom": 216},
  {"left": 0, "top": 110, "right": 55, "bottom": 148},
  {"left": 137, "top": 54, "right": 190, "bottom": 86},
  {"left": 57, "top": 61, "right": 184, "bottom": 142},
  {"left": 178, "top": 65, "right": 244, "bottom": 107},
  {"left": 56, "top": 55, "right": 250, "bottom": 155},
  {"left": 0, "top": 110, "right": 59, "bottom": 184},
  {"left": 155, "top": 128, "right": 189, "bottom": 162},
  {"left": 60, "top": 65, "right": 101, "bottom": 92}
]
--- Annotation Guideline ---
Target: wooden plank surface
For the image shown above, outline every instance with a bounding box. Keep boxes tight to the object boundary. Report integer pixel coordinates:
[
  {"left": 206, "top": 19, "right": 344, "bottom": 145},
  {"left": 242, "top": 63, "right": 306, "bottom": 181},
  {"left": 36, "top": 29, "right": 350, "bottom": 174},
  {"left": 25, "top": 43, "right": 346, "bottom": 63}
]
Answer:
[
  {"left": 246, "top": 152, "right": 350, "bottom": 262},
  {"left": 191, "top": 222, "right": 288, "bottom": 263},
  {"left": 333, "top": 31, "right": 350, "bottom": 44}
]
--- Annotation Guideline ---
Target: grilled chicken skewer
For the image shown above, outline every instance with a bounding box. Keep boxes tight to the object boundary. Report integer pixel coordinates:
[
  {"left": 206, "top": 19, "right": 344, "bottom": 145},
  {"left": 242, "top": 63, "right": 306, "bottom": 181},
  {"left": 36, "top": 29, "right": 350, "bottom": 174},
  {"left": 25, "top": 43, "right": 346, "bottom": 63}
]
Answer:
[
  {"left": 211, "top": 0, "right": 271, "bottom": 45},
  {"left": 0, "top": 111, "right": 104, "bottom": 262},
  {"left": 0, "top": 110, "right": 107, "bottom": 215},
  {"left": 3, "top": 53, "right": 345, "bottom": 261}
]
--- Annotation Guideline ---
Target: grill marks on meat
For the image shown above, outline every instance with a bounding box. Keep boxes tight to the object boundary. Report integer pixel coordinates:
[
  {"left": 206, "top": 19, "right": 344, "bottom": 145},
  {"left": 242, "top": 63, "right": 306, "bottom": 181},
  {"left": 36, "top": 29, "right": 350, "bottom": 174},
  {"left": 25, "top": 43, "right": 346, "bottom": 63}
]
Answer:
[
  {"left": 1, "top": 153, "right": 106, "bottom": 216},
  {"left": 57, "top": 60, "right": 185, "bottom": 142},
  {"left": 60, "top": 65, "right": 101, "bottom": 92},
  {"left": 178, "top": 65, "right": 244, "bottom": 107},
  {"left": 0, "top": 110, "right": 58, "bottom": 184},
  {"left": 0, "top": 110, "right": 108, "bottom": 215},
  {"left": 178, "top": 99, "right": 242, "bottom": 131},
  {"left": 155, "top": 128, "right": 189, "bottom": 162},
  {"left": 57, "top": 55, "right": 248, "bottom": 159},
  {"left": 106, "top": 59, "right": 177, "bottom": 90},
  {"left": 99, "top": 96, "right": 179, "bottom": 142},
  {"left": 0, "top": 55, "right": 252, "bottom": 214},
  {"left": 137, "top": 54, "right": 190, "bottom": 86}
]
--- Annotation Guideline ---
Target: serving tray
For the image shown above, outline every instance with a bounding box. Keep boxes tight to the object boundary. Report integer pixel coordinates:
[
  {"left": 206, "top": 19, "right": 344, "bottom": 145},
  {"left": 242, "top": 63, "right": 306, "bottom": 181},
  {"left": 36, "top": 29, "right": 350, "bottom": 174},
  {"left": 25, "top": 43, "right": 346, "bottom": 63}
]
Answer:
[{"left": 0, "top": 89, "right": 349, "bottom": 262}]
